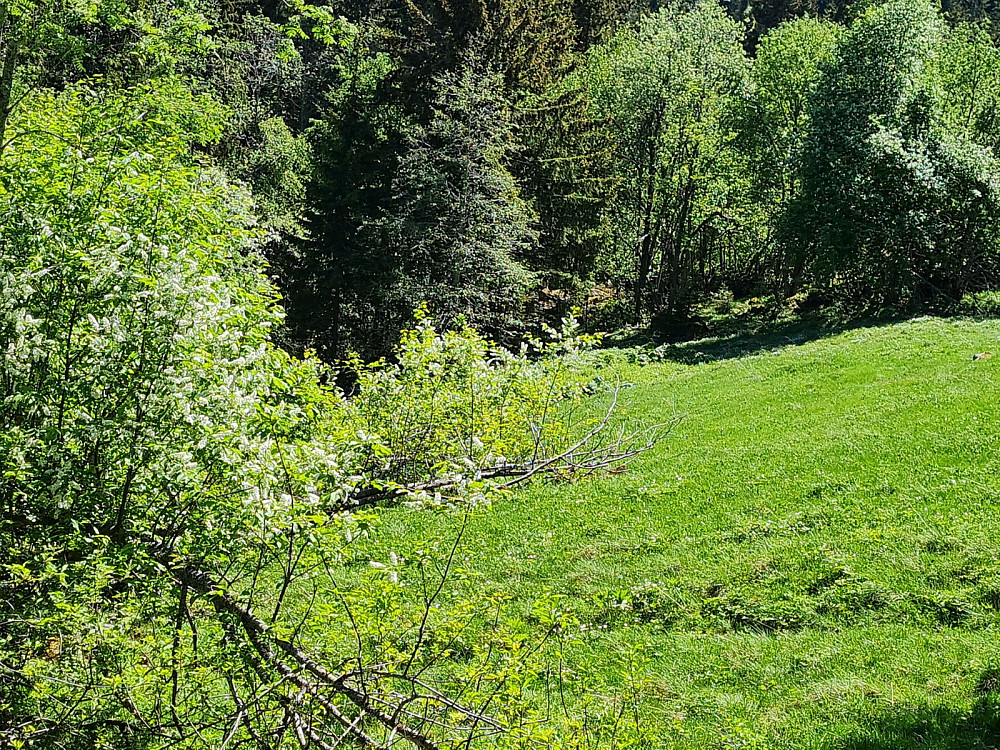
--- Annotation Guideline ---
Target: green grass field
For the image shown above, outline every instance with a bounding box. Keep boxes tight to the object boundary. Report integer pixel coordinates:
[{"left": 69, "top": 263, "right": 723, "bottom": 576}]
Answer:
[{"left": 355, "top": 316, "right": 1000, "bottom": 748}]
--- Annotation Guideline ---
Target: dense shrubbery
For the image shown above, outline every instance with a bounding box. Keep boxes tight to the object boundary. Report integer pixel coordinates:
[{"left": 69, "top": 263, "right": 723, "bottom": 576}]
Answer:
[
  {"left": 0, "top": 81, "right": 345, "bottom": 746},
  {"left": 784, "top": 0, "right": 1000, "bottom": 308},
  {"left": 343, "top": 310, "right": 593, "bottom": 488},
  {"left": 0, "top": 81, "right": 629, "bottom": 747}
]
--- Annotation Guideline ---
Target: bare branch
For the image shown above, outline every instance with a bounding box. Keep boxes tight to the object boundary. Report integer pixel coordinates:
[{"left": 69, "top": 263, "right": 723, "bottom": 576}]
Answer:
[{"left": 345, "top": 383, "right": 679, "bottom": 508}]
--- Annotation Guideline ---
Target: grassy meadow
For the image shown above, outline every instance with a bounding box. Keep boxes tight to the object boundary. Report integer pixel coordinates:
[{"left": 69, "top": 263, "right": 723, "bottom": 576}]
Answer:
[{"left": 346, "top": 316, "right": 1000, "bottom": 749}]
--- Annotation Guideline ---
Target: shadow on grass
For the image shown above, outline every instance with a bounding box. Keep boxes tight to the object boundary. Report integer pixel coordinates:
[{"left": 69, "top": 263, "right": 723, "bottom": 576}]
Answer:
[
  {"left": 837, "top": 692, "right": 1000, "bottom": 750},
  {"left": 607, "top": 313, "right": 909, "bottom": 366}
]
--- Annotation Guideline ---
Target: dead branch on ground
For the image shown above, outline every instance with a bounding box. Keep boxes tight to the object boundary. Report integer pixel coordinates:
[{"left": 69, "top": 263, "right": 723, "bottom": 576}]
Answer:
[{"left": 346, "top": 383, "right": 679, "bottom": 508}]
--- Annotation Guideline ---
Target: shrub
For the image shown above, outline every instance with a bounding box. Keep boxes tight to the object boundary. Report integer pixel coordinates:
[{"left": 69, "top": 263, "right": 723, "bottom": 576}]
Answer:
[
  {"left": 0, "top": 81, "right": 358, "bottom": 748},
  {"left": 342, "top": 309, "right": 600, "bottom": 490}
]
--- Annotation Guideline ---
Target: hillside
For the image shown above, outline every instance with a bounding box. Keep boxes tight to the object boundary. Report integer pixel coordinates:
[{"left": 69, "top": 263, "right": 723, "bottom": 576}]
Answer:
[{"left": 364, "top": 317, "right": 1000, "bottom": 748}]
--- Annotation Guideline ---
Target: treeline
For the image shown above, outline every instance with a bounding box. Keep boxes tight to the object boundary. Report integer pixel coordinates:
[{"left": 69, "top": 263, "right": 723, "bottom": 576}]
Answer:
[
  {"left": 308, "top": 0, "right": 1000, "bottom": 355},
  {"left": 4, "top": 0, "right": 1000, "bottom": 364}
]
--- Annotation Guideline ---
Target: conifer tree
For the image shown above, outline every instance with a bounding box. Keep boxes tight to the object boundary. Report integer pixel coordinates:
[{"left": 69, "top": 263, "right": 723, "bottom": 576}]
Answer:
[{"left": 382, "top": 59, "right": 536, "bottom": 338}]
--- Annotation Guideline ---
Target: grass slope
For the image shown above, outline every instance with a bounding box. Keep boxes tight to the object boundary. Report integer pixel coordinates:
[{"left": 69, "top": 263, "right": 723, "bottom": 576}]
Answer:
[{"left": 366, "top": 316, "right": 1000, "bottom": 749}]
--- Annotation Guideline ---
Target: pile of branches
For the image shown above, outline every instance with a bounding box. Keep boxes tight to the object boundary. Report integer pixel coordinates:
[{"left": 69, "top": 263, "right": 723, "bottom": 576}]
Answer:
[
  {"left": 177, "top": 396, "right": 675, "bottom": 749},
  {"left": 347, "top": 385, "right": 678, "bottom": 509},
  {"left": 3, "top": 390, "right": 674, "bottom": 750},
  {"left": 219, "top": 400, "right": 672, "bottom": 749},
  {"left": 174, "top": 551, "right": 504, "bottom": 750}
]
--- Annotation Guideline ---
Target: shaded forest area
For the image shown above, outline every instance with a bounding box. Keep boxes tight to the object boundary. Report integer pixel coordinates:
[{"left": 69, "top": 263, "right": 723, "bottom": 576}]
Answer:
[{"left": 6, "top": 0, "right": 1000, "bottom": 364}]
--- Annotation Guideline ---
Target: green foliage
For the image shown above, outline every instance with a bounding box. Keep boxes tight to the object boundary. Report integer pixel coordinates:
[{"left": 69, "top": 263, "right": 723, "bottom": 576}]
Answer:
[
  {"left": 0, "top": 80, "right": 351, "bottom": 746},
  {"left": 7, "top": 0, "right": 213, "bottom": 86},
  {"left": 514, "top": 83, "right": 617, "bottom": 307},
  {"left": 937, "top": 21, "right": 1000, "bottom": 150},
  {"left": 749, "top": 19, "right": 841, "bottom": 174},
  {"left": 730, "top": 17, "right": 840, "bottom": 286},
  {"left": 380, "top": 60, "right": 536, "bottom": 339},
  {"left": 232, "top": 115, "right": 311, "bottom": 237},
  {"left": 289, "top": 26, "right": 404, "bottom": 360},
  {"left": 958, "top": 288, "right": 1000, "bottom": 314},
  {"left": 380, "top": 0, "right": 601, "bottom": 108},
  {"left": 343, "top": 309, "right": 598, "bottom": 490},
  {"left": 581, "top": 1, "right": 748, "bottom": 319},
  {"left": 783, "top": 0, "right": 1000, "bottom": 307}
]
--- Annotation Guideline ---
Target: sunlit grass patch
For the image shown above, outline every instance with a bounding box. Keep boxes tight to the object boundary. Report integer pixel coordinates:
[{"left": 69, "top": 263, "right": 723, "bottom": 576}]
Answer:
[{"left": 354, "top": 316, "right": 1000, "bottom": 748}]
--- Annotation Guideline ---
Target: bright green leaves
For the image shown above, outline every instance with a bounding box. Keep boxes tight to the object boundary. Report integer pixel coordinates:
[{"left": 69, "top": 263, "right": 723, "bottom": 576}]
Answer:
[
  {"left": 341, "top": 313, "right": 593, "bottom": 492},
  {"left": 0, "top": 79, "right": 265, "bottom": 543},
  {"left": 0, "top": 79, "right": 349, "bottom": 744},
  {"left": 737, "top": 18, "right": 840, "bottom": 202},
  {"left": 579, "top": 1, "right": 748, "bottom": 319},
  {"left": 936, "top": 22, "right": 1000, "bottom": 150},
  {"left": 280, "top": 0, "right": 351, "bottom": 46},
  {"left": 783, "top": 0, "right": 1000, "bottom": 308}
]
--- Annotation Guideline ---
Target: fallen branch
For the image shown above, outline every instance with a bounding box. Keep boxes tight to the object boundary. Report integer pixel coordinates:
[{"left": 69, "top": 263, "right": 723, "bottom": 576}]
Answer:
[
  {"left": 345, "top": 384, "right": 679, "bottom": 508},
  {"left": 168, "top": 550, "right": 503, "bottom": 750}
]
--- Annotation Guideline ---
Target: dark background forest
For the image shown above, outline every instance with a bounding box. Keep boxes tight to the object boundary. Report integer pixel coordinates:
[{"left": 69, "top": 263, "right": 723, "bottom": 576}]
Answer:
[{"left": 7, "top": 0, "right": 1000, "bottom": 366}]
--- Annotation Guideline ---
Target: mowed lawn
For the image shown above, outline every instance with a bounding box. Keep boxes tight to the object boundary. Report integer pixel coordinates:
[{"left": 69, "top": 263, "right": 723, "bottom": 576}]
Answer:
[{"left": 365, "top": 316, "right": 1000, "bottom": 749}]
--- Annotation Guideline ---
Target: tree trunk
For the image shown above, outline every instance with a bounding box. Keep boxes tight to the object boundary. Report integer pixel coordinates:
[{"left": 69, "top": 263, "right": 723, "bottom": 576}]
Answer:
[
  {"left": 0, "top": 26, "right": 18, "bottom": 160},
  {"left": 634, "top": 230, "right": 654, "bottom": 322}
]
